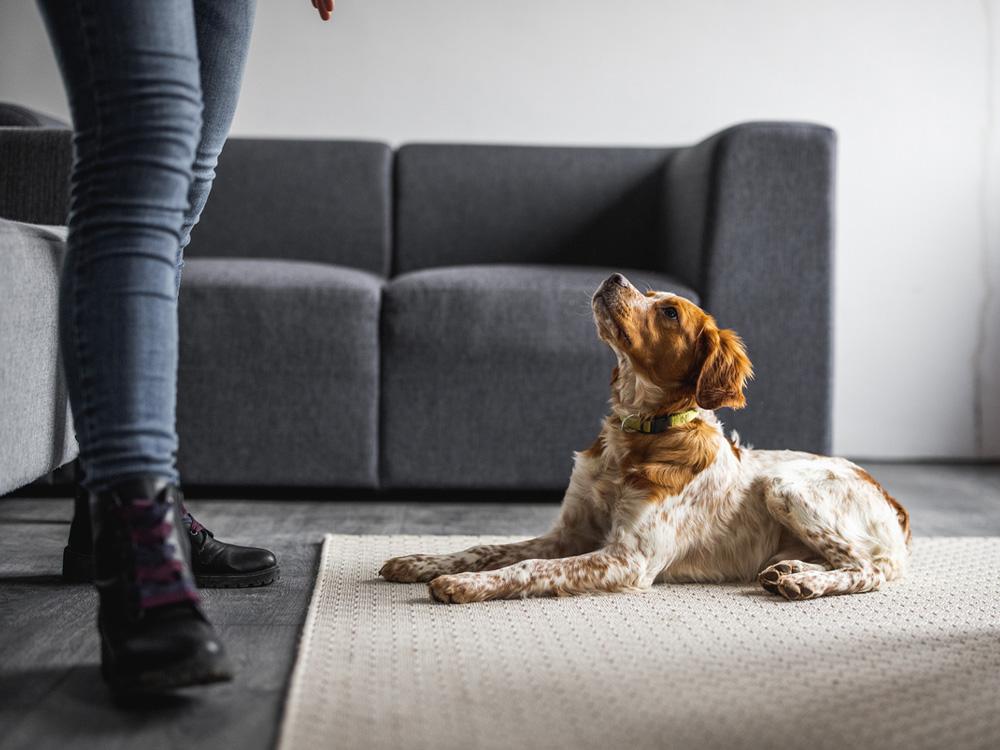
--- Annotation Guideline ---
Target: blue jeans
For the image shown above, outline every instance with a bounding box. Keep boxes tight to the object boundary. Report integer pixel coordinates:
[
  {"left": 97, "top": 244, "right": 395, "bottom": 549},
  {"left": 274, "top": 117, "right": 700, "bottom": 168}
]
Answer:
[{"left": 38, "top": 0, "right": 256, "bottom": 491}]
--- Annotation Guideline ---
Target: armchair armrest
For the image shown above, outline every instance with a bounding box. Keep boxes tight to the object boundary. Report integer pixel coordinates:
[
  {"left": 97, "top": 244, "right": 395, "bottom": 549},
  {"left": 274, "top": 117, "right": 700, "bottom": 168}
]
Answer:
[
  {"left": 663, "top": 122, "right": 836, "bottom": 452},
  {"left": 0, "top": 127, "right": 72, "bottom": 225}
]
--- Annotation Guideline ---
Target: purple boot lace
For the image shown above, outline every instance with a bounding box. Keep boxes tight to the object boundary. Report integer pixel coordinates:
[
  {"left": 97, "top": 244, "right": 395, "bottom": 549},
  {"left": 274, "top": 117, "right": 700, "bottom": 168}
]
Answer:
[
  {"left": 179, "top": 501, "right": 207, "bottom": 536},
  {"left": 119, "top": 499, "right": 200, "bottom": 609}
]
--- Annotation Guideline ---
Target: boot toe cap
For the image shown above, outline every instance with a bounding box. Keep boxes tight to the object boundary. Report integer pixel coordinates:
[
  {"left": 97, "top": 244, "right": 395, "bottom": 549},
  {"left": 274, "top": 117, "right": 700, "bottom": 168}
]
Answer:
[{"left": 223, "top": 544, "right": 277, "bottom": 574}]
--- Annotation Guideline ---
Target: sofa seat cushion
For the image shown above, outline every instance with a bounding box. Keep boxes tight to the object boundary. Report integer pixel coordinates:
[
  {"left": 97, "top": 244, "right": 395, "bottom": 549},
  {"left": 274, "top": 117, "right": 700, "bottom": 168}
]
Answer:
[
  {"left": 177, "top": 258, "right": 382, "bottom": 487},
  {"left": 381, "top": 264, "right": 699, "bottom": 489}
]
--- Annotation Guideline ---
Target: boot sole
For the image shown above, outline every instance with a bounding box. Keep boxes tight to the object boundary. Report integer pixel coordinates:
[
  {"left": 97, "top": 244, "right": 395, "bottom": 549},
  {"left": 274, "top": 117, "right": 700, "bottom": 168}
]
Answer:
[
  {"left": 63, "top": 548, "right": 280, "bottom": 589},
  {"left": 102, "top": 642, "right": 234, "bottom": 694},
  {"left": 194, "top": 566, "right": 281, "bottom": 589}
]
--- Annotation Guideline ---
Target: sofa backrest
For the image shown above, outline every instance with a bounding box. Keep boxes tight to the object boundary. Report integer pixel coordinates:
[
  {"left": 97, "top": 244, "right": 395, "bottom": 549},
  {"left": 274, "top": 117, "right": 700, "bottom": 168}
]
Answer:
[
  {"left": 185, "top": 138, "right": 392, "bottom": 276},
  {"left": 2, "top": 122, "right": 679, "bottom": 278},
  {"left": 393, "top": 144, "right": 672, "bottom": 274}
]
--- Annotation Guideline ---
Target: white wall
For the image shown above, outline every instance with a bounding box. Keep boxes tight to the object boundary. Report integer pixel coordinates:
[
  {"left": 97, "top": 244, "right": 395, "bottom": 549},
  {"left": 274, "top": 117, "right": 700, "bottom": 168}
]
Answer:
[{"left": 2, "top": 0, "right": 998, "bottom": 459}]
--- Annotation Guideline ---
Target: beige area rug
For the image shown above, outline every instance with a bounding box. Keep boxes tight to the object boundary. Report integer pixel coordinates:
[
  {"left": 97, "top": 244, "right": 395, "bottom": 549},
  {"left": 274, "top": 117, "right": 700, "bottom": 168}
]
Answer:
[{"left": 277, "top": 535, "right": 1000, "bottom": 750}]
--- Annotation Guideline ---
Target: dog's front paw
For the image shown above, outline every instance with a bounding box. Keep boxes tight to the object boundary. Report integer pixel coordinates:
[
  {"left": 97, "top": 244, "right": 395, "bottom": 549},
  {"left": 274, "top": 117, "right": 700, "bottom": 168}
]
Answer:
[
  {"left": 379, "top": 554, "right": 442, "bottom": 583},
  {"left": 428, "top": 574, "right": 488, "bottom": 604}
]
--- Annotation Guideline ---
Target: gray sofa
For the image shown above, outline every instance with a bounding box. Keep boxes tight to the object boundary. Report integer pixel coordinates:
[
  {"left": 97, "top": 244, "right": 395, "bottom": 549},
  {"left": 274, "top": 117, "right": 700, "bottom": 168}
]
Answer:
[{"left": 0, "top": 106, "right": 834, "bottom": 493}]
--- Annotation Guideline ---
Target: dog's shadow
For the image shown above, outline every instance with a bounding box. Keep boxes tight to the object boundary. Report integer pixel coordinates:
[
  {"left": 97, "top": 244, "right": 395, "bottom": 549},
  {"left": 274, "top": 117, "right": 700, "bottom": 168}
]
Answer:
[
  {"left": 363, "top": 576, "right": 440, "bottom": 606},
  {"left": 370, "top": 576, "right": 797, "bottom": 608}
]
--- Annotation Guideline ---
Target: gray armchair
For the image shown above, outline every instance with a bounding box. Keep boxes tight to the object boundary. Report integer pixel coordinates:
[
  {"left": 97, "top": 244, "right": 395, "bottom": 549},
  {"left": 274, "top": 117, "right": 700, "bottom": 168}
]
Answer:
[{"left": 0, "top": 109, "right": 76, "bottom": 495}]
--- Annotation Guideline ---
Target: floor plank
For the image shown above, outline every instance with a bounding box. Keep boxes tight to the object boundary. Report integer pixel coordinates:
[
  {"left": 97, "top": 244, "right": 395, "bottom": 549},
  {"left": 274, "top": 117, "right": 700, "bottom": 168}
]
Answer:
[{"left": 0, "top": 462, "right": 997, "bottom": 750}]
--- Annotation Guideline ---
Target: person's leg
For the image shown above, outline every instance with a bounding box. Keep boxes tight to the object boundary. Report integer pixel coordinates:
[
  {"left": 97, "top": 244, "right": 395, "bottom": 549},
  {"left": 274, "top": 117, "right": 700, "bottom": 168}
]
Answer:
[
  {"left": 38, "top": 0, "right": 231, "bottom": 691},
  {"left": 176, "top": 0, "right": 257, "bottom": 290},
  {"left": 60, "top": 0, "right": 278, "bottom": 590},
  {"left": 41, "top": 0, "right": 198, "bottom": 489},
  {"left": 60, "top": 0, "right": 257, "bottom": 478},
  {"left": 173, "top": 1, "right": 281, "bottom": 588}
]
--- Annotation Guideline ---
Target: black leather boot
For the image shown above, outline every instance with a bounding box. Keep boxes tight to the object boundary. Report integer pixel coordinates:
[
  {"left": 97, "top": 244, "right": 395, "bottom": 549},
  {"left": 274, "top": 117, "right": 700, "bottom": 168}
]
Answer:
[
  {"left": 64, "top": 484, "right": 279, "bottom": 588},
  {"left": 181, "top": 507, "right": 280, "bottom": 588},
  {"left": 63, "top": 483, "right": 93, "bottom": 582},
  {"left": 92, "top": 476, "right": 233, "bottom": 692}
]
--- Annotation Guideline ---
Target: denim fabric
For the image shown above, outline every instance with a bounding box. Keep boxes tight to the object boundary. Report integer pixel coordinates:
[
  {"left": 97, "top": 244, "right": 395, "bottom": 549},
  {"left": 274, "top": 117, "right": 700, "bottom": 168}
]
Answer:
[{"left": 37, "top": 0, "right": 256, "bottom": 491}]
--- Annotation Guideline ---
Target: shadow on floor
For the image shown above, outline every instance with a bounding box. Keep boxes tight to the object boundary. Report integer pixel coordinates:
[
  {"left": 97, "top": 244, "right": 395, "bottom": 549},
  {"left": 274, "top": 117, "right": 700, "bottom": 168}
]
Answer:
[{"left": 2, "top": 663, "right": 217, "bottom": 747}]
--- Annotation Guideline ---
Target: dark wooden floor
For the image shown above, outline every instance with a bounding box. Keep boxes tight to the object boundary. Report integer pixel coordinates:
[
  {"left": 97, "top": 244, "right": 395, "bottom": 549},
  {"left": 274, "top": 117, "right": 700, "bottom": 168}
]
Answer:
[{"left": 1, "top": 462, "right": 998, "bottom": 750}]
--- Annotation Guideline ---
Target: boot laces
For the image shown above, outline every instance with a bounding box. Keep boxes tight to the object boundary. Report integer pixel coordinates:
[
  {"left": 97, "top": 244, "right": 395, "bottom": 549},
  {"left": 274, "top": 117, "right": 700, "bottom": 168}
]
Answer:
[
  {"left": 180, "top": 501, "right": 210, "bottom": 537},
  {"left": 119, "top": 498, "right": 200, "bottom": 610}
]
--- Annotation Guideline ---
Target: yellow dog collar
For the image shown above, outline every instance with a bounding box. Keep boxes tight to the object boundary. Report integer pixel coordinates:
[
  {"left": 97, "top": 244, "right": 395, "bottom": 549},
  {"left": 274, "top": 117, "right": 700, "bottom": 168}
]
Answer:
[{"left": 620, "top": 409, "right": 699, "bottom": 434}]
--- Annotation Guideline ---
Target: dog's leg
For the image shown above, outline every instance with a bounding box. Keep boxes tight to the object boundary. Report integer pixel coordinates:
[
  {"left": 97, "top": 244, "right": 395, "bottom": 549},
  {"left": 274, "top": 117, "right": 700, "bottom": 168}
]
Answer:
[
  {"left": 379, "top": 533, "right": 574, "bottom": 583},
  {"left": 426, "top": 479, "right": 675, "bottom": 603},
  {"left": 773, "top": 564, "right": 884, "bottom": 601},
  {"left": 381, "top": 454, "right": 607, "bottom": 583},
  {"left": 427, "top": 543, "right": 651, "bottom": 604},
  {"left": 762, "top": 477, "right": 891, "bottom": 600}
]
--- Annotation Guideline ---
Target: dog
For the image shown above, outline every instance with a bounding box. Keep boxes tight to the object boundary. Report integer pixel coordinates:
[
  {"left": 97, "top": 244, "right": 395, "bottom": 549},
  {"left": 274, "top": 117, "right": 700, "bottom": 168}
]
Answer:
[{"left": 380, "top": 273, "right": 910, "bottom": 604}]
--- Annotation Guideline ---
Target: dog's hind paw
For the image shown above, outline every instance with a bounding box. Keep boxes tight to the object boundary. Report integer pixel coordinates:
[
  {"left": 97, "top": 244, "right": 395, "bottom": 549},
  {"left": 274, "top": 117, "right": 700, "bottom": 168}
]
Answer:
[
  {"left": 775, "top": 572, "right": 825, "bottom": 601},
  {"left": 758, "top": 560, "right": 826, "bottom": 596}
]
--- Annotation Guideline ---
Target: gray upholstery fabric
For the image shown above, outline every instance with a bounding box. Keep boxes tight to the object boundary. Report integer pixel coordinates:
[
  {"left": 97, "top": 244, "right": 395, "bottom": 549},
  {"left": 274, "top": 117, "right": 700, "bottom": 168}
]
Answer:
[
  {"left": 185, "top": 138, "right": 392, "bottom": 275},
  {"left": 394, "top": 144, "right": 672, "bottom": 273},
  {"left": 664, "top": 122, "right": 835, "bottom": 453},
  {"left": 381, "top": 264, "right": 698, "bottom": 489},
  {"left": 0, "top": 220, "right": 77, "bottom": 495},
  {"left": 0, "top": 127, "right": 72, "bottom": 225},
  {"left": 176, "top": 258, "right": 382, "bottom": 487},
  {"left": 0, "top": 102, "right": 68, "bottom": 128}
]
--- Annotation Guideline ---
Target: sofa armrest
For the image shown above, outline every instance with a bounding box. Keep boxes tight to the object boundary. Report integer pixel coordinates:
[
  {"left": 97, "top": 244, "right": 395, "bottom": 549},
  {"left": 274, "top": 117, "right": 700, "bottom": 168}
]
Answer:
[
  {"left": 0, "top": 127, "right": 72, "bottom": 225},
  {"left": 0, "top": 219, "right": 77, "bottom": 495},
  {"left": 663, "top": 122, "right": 836, "bottom": 452}
]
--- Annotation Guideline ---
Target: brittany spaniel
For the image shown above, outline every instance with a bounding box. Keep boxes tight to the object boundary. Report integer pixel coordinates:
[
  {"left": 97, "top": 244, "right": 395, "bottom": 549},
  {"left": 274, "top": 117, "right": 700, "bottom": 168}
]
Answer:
[{"left": 380, "top": 273, "right": 910, "bottom": 603}]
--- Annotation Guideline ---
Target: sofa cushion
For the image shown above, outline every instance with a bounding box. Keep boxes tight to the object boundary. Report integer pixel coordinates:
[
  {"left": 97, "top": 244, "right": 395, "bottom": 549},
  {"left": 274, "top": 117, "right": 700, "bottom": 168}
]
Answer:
[
  {"left": 381, "top": 264, "right": 699, "bottom": 489},
  {"left": 0, "top": 220, "right": 76, "bottom": 494},
  {"left": 185, "top": 139, "right": 392, "bottom": 275},
  {"left": 394, "top": 144, "right": 672, "bottom": 274},
  {"left": 177, "top": 258, "right": 382, "bottom": 487}
]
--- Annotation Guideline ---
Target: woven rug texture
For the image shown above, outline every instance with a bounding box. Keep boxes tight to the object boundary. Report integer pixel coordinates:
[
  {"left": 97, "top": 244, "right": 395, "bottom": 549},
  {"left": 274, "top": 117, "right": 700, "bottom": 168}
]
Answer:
[{"left": 278, "top": 535, "right": 1000, "bottom": 750}]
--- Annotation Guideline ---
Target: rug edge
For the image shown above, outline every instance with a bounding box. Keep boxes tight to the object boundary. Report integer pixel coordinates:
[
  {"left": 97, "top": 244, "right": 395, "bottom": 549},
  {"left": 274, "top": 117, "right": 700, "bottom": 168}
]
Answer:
[{"left": 274, "top": 533, "right": 336, "bottom": 750}]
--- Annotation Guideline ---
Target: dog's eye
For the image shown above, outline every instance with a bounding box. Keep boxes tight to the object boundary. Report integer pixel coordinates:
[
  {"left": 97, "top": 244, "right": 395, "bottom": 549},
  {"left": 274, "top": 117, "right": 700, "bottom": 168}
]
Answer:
[{"left": 662, "top": 306, "right": 679, "bottom": 320}]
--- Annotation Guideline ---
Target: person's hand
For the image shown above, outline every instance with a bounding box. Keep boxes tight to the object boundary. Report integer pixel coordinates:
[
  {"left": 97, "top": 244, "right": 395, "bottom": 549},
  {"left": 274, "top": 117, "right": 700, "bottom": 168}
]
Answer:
[{"left": 311, "top": 0, "right": 335, "bottom": 21}]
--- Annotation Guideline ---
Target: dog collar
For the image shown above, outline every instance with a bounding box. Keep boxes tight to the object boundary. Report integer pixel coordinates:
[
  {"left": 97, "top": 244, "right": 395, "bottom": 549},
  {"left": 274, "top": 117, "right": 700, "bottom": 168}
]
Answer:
[{"left": 619, "top": 409, "right": 699, "bottom": 434}]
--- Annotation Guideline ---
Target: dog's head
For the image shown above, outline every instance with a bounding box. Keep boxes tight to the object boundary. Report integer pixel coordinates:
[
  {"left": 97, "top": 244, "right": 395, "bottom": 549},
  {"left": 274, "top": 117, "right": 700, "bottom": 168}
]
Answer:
[{"left": 591, "top": 273, "right": 753, "bottom": 415}]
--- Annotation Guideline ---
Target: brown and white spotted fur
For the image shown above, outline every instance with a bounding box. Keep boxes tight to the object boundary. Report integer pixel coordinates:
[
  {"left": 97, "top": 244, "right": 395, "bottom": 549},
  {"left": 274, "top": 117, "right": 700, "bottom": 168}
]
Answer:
[{"left": 379, "top": 273, "right": 910, "bottom": 604}]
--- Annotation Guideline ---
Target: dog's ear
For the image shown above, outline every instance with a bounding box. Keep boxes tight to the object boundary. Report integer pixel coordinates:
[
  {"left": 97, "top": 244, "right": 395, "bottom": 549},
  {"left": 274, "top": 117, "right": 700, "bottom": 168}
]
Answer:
[{"left": 695, "top": 327, "right": 753, "bottom": 410}]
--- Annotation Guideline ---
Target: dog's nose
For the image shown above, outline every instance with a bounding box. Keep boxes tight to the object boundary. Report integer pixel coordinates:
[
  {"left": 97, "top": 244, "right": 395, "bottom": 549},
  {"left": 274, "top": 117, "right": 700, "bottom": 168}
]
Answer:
[{"left": 604, "top": 273, "right": 629, "bottom": 289}]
